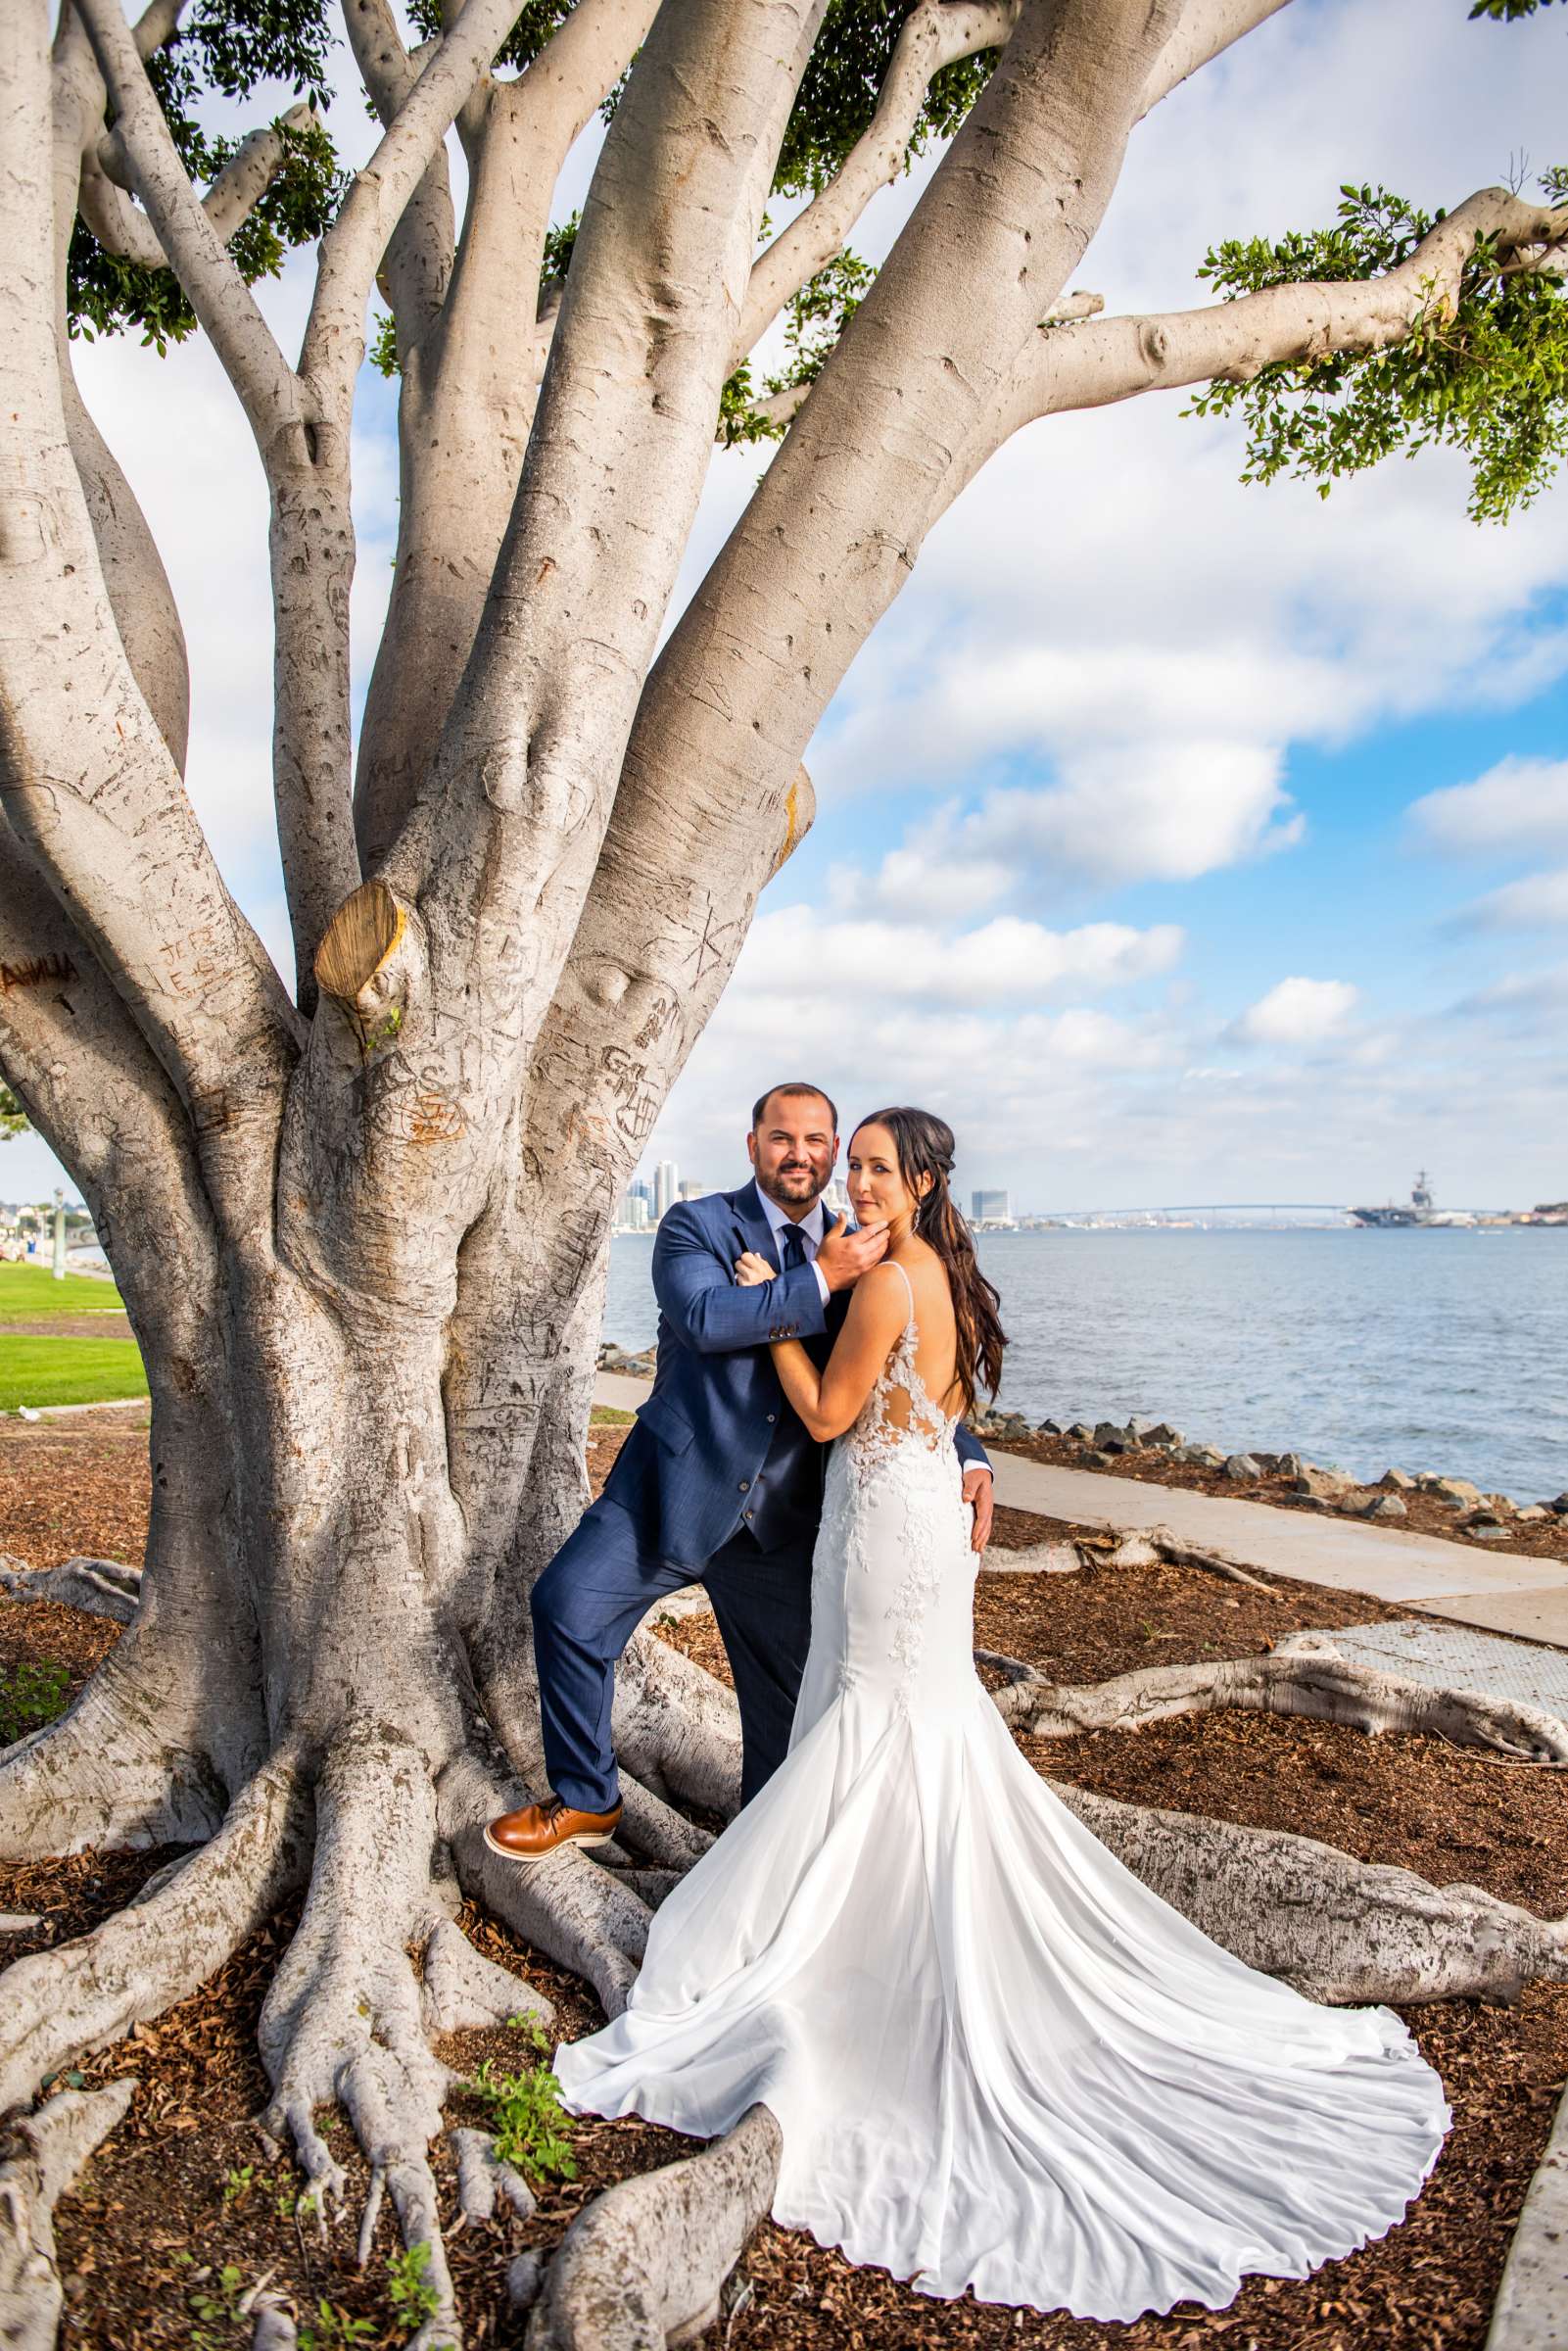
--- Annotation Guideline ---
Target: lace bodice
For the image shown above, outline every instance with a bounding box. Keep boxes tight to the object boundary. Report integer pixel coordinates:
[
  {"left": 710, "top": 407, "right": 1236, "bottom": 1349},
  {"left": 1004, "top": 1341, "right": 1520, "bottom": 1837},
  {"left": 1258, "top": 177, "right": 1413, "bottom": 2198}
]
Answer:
[{"left": 841, "top": 1260, "right": 959, "bottom": 1483}]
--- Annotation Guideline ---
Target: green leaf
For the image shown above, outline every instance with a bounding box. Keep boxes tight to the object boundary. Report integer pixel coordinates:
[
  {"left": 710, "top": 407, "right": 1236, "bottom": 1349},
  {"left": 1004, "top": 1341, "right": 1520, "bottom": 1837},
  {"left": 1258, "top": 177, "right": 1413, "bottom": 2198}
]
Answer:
[{"left": 1191, "top": 177, "right": 1568, "bottom": 522}]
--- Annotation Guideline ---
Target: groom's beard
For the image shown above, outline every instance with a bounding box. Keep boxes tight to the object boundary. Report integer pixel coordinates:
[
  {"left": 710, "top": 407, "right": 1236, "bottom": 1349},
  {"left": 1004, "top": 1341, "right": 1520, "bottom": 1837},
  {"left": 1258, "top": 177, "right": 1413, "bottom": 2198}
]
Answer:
[{"left": 758, "top": 1167, "right": 825, "bottom": 1212}]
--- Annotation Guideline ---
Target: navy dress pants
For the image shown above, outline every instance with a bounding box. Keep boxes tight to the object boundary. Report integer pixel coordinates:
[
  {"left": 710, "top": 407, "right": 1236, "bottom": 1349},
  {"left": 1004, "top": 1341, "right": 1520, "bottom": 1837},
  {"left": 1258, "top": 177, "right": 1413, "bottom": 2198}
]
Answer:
[{"left": 531, "top": 1495, "right": 816, "bottom": 1814}]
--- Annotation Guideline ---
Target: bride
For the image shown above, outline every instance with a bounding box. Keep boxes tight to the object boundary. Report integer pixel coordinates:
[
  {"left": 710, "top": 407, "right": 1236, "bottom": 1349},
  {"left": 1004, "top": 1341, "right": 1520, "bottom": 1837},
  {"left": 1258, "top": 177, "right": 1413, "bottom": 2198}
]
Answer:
[{"left": 553, "top": 1106, "right": 1449, "bottom": 2319}]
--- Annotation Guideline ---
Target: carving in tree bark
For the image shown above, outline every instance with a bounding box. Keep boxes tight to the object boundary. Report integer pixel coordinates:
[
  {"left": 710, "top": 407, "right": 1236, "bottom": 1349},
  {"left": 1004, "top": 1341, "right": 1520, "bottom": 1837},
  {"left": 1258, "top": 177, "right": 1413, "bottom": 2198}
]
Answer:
[{"left": 1, "top": 0, "right": 1565, "bottom": 2338}]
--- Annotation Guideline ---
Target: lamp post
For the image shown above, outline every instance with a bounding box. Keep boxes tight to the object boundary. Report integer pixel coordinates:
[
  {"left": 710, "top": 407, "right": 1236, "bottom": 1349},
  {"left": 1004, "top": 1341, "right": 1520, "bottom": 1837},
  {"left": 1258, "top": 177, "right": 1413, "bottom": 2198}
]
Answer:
[{"left": 52, "top": 1186, "right": 66, "bottom": 1281}]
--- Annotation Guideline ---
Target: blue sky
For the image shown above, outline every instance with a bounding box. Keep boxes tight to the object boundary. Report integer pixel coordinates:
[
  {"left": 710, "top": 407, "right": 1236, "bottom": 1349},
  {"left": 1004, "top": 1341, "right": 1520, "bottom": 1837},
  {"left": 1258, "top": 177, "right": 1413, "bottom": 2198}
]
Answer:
[{"left": 5, "top": 0, "right": 1566, "bottom": 1221}]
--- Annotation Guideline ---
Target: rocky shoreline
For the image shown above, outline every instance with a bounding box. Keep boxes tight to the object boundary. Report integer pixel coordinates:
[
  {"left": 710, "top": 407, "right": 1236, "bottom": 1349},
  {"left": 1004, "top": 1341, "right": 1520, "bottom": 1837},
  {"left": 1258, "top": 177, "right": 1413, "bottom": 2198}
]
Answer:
[
  {"left": 596, "top": 1342, "right": 1568, "bottom": 1556},
  {"left": 971, "top": 1406, "right": 1568, "bottom": 1553}
]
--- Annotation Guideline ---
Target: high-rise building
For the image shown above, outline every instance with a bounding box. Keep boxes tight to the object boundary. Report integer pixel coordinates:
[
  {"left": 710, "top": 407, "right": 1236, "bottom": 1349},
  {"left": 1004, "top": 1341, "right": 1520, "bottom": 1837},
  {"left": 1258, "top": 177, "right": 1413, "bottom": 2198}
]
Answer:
[
  {"left": 822, "top": 1178, "right": 850, "bottom": 1219},
  {"left": 678, "top": 1179, "right": 708, "bottom": 1202},
  {"left": 654, "top": 1160, "right": 679, "bottom": 1221},
  {"left": 972, "top": 1189, "right": 1011, "bottom": 1225}
]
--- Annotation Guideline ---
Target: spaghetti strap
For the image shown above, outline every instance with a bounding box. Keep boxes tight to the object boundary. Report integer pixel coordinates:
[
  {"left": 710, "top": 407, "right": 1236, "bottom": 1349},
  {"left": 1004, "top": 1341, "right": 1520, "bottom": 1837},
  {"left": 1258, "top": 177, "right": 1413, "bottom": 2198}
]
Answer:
[{"left": 885, "top": 1258, "right": 916, "bottom": 1326}]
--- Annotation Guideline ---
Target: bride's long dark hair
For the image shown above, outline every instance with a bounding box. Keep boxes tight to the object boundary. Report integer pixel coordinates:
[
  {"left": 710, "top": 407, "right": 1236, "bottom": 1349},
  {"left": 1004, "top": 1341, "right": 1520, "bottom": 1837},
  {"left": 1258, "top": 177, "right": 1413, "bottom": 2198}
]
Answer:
[{"left": 854, "top": 1106, "right": 1007, "bottom": 1418}]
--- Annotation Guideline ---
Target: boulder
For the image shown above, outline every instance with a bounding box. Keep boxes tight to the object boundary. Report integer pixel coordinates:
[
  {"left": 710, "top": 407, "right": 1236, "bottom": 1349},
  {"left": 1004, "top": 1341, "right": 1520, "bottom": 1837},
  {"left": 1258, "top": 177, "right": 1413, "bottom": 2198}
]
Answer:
[
  {"left": 1222, "top": 1454, "right": 1262, "bottom": 1481},
  {"left": 1173, "top": 1443, "right": 1226, "bottom": 1468},
  {"left": 1432, "top": 1477, "right": 1483, "bottom": 1509},
  {"left": 1093, "top": 1420, "right": 1137, "bottom": 1453},
  {"left": 1462, "top": 1514, "right": 1511, "bottom": 1543},
  {"left": 1552, "top": 1494, "right": 1568, "bottom": 1515},
  {"left": 1284, "top": 1494, "right": 1332, "bottom": 1512},
  {"left": 1085, "top": 1450, "right": 1116, "bottom": 1467},
  {"left": 1274, "top": 1453, "right": 1306, "bottom": 1482},
  {"left": 1036, "top": 1417, "right": 1065, "bottom": 1437},
  {"left": 1293, "top": 1463, "right": 1358, "bottom": 1501},
  {"left": 1517, "top": 1504, "right": 1553, "bottom": 1523},
  {"left": 1065, "top": 1421, "right": 1095, "bottom": 1445},
  {"left": 1361, "top": 1494, "right": 1408, "bottom": 1521},
  {"left": 1379, "top": 1468, "right": 1416, "bottom": 1492},
  {"left": 1139, "top": 1422, "right": 1185, "bottom": 1449},
  {"left": 1484, "top": 1493, "right": 1516, "bottom": 1516}
]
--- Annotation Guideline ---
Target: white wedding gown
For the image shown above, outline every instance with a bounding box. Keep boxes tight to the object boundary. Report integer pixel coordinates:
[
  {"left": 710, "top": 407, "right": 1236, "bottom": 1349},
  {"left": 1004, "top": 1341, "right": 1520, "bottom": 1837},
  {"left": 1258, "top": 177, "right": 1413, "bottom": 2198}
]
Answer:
[{"left": 554, "top": 1269, "right": 1449, "bottom": 2319}]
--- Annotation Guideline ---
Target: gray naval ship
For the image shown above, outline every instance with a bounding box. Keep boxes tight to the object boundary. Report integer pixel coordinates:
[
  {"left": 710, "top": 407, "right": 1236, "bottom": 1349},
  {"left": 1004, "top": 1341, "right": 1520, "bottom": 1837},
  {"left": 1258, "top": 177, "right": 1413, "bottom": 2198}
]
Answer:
[{"left": 1350, "top": 1170, "right": 1434, "bottom": 1228}]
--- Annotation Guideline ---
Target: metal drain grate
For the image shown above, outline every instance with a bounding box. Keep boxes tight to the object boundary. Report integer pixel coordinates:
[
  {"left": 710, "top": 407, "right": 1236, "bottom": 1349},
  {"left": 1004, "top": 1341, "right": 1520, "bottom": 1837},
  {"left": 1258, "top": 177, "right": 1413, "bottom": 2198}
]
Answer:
[{"left": 1327, "top": 1618, "right": 1568, "bottom": 1720}]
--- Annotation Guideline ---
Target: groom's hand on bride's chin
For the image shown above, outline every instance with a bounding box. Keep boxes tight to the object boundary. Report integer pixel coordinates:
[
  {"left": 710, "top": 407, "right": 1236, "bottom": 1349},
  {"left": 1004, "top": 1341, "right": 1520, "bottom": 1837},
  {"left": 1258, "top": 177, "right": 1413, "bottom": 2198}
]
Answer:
[{"left": 817, "top": 1211, "right": 889, "bottom": 1291}]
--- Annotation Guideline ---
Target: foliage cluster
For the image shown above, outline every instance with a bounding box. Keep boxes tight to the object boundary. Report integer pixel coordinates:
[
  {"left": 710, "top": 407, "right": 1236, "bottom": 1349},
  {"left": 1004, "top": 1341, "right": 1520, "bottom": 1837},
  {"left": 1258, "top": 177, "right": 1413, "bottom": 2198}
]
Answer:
[
  {"left": 465, "top": 2016, "right": 578, "bottom": 2183},
  {"left": 70, "top": 0, "right": 345, "bottom": 350},
  {"left": 0, "top": 1659, "right": 70, "bottom": 1746},
  {"left": 1191, "top": 182, "right": 1568, "bottom": 521}
]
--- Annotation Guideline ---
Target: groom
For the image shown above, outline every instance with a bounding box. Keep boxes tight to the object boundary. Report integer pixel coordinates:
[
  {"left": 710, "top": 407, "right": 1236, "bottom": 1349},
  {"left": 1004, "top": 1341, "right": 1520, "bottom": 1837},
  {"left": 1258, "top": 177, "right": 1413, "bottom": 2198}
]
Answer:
[{"left": 488, "top": 1080, "right": 995, "bottom": 1862}]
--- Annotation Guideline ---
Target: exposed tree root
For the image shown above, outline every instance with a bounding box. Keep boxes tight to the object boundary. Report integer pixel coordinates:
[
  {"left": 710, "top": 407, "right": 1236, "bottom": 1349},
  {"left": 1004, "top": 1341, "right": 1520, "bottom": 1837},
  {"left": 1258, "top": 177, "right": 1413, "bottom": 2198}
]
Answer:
[
  {"left": 1057, "top": 1780, "right": 1568, "bottom": 2003},
  {"left": 0, "top": 1650, "right": 232, "bottom": 1860},
  {"left": 0, "top": 1756, "right": 309, "bottom": 2114},
  {"left": 450, "top": 2128, "right": 537, "bottom": 2226},
  {"left": 0, "top": 1555, "right": 141, "bottom": 1621},
  {"left": 255, "top": 1729, "right": 462, "bottom": 2347},
  {"left": 614, "top": 1632, "right": 743, "bottom": 1817},
  {"left": 0, "top": 2080, "right": 136, "bottom": 2351},
  {"left": 990, "top": 1631, "right": 1568, "bottom": 1761},
  {"left": 527, "top": 2104, "right": 782, "bottom": 2351},
  {"left": 1486, "top": 2079, "right": 1568, "bottom": 2349},
  {"left": 419, "top": 1916, "right": 552, "bottom": 2038},
  {"left": 613, "top": 1776, "right": 715, "bottom": 1871},
  {"left": 984, "top": 1534, "right": 1088, "bottom": 1574},
  {"left": 439, "top": 1754, "right": 649, "bottom": 2018}
]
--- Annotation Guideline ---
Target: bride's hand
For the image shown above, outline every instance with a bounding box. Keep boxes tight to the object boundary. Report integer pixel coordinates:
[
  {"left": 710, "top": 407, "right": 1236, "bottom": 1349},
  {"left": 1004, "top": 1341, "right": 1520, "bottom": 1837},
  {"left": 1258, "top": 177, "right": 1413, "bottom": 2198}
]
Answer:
[{"left": 734, "top": 1250, "right": 776, "bottom": 1286}]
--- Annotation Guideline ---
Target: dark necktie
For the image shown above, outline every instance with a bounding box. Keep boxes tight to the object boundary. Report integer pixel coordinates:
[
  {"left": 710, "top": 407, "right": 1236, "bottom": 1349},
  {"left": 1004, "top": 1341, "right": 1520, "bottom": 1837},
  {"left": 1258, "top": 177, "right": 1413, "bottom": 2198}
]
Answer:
[{"left": 782, "top": 1225, "right": 808, "bottom": 1274}]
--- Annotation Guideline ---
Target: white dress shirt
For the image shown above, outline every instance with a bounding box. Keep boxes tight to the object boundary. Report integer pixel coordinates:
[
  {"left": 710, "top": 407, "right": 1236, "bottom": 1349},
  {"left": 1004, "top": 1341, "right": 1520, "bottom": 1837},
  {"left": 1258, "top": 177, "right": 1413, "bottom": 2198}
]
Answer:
[{"left": 759, "top": 1187, "right": 832, "bottom": 1307}]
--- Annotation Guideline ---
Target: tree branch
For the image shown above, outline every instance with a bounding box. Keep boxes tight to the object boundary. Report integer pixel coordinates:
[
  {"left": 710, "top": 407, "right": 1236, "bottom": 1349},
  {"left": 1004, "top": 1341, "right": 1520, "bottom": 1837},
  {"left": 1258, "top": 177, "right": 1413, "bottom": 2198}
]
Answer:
[
  {"left": 1136, "top": 0, "right": 1297, "bottom": 120},
  {"left": 82, "top": 101, "right": 316, "bottom": 268},
  {"left": 353, "top": 0, "right": 659, "bottom": 873},
  {"left": 72, "top": 0, "right": 303, "bottom": 455},
  {"left": 981, "top": 185, "right": 1568, "bottom": 450},
  {"left": 341, "top": 3, "right": 454, "bottom": 353},
  {"left": 0, "top": 821, "right": 222, "bottom": 1352},
  {"left": 0, "top": 0, "right": 297, "bottom": 1191},
  {"left": 734, "top": 0, "right": 1294, "bottom": 376},
  {"left": 298, "top": 0, "right": 527, "bottom": 425},
  {"left": 736, "top": 0, "right": 1021, "bottom": 367}
]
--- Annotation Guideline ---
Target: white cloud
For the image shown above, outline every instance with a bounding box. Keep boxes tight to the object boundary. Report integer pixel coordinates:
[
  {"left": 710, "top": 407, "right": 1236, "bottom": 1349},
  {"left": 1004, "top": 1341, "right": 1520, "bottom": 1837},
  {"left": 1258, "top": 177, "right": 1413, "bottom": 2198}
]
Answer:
[
  {"left": 736, "top": 906, "right": 1184, "bottom": 1010},
  {"left": 1231, "top": 978, "right": 1360, "bottom": 1048},
  {"left": 961, "top": 742, "right": 1302, "bottom": 888},
  {"left": 1409, "top": 757, "right": 1568, "bottom": 858},
  {"left": 1456, "top": 867, "right": 1568, "bottom": 932}
]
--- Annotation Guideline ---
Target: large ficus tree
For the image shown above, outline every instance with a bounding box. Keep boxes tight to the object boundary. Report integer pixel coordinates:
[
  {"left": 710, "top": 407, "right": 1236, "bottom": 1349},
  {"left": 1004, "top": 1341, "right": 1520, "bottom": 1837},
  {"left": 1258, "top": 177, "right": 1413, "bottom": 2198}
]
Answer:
[{"left": 2, "top": 1, "right": 1567, "bottom": 2342}]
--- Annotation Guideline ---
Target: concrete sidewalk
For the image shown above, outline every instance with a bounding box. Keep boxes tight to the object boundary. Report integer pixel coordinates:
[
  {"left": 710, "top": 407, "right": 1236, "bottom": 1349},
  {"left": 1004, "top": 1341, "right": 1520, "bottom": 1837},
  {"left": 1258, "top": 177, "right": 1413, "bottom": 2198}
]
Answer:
[{"left": 593, "top": 1371, "right": 1568, "bottom": 1649}]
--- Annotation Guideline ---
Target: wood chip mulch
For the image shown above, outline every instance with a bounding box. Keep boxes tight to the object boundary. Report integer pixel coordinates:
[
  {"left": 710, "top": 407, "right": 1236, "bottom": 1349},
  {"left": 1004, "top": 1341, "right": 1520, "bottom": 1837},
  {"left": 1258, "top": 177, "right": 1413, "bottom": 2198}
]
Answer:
[{"left": 3, "top": 1416, "right": 1567, "bottom": 2348}]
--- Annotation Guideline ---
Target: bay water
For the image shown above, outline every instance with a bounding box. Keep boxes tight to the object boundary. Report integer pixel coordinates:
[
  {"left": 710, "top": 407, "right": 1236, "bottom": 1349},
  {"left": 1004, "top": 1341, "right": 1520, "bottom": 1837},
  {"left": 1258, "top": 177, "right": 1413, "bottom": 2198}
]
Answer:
[{"left": 604, "top": 1224, "right": 1568, "bottom": 1503}]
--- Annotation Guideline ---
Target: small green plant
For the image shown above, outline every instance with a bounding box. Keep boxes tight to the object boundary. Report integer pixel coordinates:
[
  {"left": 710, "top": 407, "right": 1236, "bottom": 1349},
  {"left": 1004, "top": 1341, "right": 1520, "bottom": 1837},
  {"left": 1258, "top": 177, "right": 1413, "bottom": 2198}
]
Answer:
[
  {"left": 187, "top": 2261, "right": 246, "bottom": 2337},
  {"left": 0, "top": 1659, "right": 70, "bottom": 1744},
  {"left": 387, "top": 2239, "right": 440, "bottom": 2330},
  {"left": 288, "top": 2183, "right": 320, "bottom": 2225},
  {"left": 298, "top": 2302, "right": 376, "bottom": 2350},
  {"left": 220, "top": 2163, "right": 256, "bottom": 2207},
  {"left": 466, "top": 2026, "right": 578, "bottom": 2186}
]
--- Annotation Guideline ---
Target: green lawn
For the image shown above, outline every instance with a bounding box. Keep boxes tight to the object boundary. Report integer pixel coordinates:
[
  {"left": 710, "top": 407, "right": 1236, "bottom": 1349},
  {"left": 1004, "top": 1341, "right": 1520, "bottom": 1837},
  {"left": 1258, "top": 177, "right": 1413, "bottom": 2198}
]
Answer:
[
  {"left": 0, "top": 1335, "right": 148, "bottom": 1411},
  {"left": 0, "top": 1261, "right": 125, "bottom": 1321}
]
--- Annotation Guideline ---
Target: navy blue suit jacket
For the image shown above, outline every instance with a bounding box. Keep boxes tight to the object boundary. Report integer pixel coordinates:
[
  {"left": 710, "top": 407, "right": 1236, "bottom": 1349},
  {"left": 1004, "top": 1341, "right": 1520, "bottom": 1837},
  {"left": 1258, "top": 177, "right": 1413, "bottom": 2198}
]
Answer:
[{"left": 602, "top": 1177, "right": 990, "bottom": 1569}]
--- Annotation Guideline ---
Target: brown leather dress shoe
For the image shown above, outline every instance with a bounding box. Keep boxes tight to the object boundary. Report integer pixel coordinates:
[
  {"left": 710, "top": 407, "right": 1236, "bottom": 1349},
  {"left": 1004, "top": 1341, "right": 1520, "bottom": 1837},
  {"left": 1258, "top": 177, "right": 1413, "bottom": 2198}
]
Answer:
[{"left": 483, "top": 1796, "right": 623, "bottom": 1862}]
